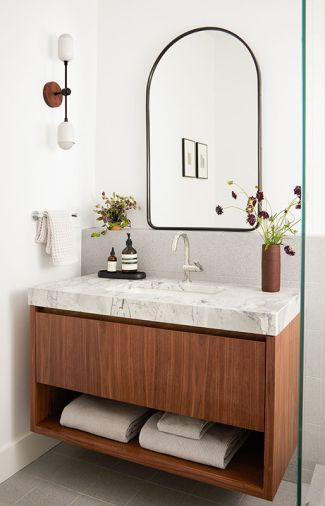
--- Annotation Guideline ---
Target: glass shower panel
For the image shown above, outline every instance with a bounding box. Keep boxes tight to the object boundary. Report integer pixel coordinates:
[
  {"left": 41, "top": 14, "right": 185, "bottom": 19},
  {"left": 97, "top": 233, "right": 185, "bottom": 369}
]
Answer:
[{"left": 300, "top": 0, "right": 325, "bottom": 505}]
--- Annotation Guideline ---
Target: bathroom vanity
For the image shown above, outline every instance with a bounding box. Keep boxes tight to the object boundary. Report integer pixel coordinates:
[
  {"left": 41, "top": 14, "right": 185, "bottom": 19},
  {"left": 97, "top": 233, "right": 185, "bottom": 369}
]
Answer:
[{"left": 29, "top": 275, "right": 300, "bottom": 500}]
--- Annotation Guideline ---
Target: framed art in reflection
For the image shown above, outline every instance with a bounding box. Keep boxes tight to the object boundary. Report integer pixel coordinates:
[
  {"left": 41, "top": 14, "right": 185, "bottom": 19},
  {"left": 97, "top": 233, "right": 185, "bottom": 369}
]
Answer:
[
  {"left": 196, "top": 142, "right": 208, "bottom": 179},
  {"left": 182, "top": 138, "right": 196, "bottom": 178}
]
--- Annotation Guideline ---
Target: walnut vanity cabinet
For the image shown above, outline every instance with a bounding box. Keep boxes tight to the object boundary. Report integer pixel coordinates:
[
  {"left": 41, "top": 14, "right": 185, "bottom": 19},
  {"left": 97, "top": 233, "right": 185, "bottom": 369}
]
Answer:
[{"left": 30, "top": 306, "right": 299, "bottom": 501}]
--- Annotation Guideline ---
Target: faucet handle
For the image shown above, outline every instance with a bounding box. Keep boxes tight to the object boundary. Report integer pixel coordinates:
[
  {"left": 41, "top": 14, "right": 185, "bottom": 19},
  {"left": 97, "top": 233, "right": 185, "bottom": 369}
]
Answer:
[{"left": 194, "top": 261, "right": 203, "bottom": 272}]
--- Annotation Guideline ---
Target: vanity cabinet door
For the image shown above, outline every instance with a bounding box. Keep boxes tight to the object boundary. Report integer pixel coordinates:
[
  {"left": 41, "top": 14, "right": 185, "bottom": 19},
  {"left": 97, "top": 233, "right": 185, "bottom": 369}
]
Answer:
[{"left": 35, "top": 312, "right": 265, "bottom": 431}]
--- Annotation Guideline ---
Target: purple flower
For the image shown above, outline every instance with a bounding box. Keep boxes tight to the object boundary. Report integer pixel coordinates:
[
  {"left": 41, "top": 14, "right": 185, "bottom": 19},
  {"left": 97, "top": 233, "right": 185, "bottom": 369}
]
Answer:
[
  {"left": 256, "top": 190, "right": 264, "bottom": 202},
  {"left": 284, "top": 245, "right": 295, "bottom": 256},
  {"left": 294, "top": 186, "right": 301, "bottom": 198},
  {"left": 215, "top": 205, "right": 224, "bottom": 215},
  {"left": 294, "top": 186, "right": 302, "bottom": 209},
  {"left": 232, "top": 191, "right": 237, "bottom": 199},
  {"left": 258, "top": 211, "right": 269, "bottom": 220},
  {"left": 246, "top": 214, "right": 256, "bottom": 226}
]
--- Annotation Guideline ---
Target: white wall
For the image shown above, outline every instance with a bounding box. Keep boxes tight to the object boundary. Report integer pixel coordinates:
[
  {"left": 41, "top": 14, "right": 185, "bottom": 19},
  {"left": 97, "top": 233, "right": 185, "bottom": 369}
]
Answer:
[
  {"left": 0, "top": 0, "right": 98, "bottom": 482},
  {"left": 95, "top": 0, "right": 301, "bottom": 229},
  {"left": 306, "top": 0, "right": 325, "bottom": 236}
]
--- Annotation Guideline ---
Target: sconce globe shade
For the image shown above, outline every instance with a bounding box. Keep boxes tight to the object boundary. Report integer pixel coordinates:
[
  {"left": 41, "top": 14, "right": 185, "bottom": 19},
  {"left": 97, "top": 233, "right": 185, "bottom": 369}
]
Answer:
[
  {"left": 58, "top": 33, "right": 74, "bottom": 62},
  {"left": 57, "top": 121, "right": 75, "bottom": 150}
]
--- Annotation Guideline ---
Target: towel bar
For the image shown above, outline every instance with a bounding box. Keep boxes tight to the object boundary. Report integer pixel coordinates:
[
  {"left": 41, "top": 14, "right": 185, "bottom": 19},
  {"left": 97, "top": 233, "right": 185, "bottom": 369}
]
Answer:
[{"left": 32, "top": 211, "right": 78, "bottom": 220}]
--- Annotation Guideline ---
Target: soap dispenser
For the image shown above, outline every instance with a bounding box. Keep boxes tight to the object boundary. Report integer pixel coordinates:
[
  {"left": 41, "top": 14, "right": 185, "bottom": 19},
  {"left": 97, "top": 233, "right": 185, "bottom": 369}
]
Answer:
[
  {"left": 107, "top": 247, "right": 117, "bottom": 272},
  {"left": 121, "top": 233, "right": 138, "bottom": 273}
]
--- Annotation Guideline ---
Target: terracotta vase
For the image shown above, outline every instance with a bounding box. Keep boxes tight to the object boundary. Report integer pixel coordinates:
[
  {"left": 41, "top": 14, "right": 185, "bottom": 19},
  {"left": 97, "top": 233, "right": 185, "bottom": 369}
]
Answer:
[
  {"left": 261, "top": 244, "right": 281, "bottom": 292},
  {"left": 110, "top": 225, "right": 122, "bottom": 231}
]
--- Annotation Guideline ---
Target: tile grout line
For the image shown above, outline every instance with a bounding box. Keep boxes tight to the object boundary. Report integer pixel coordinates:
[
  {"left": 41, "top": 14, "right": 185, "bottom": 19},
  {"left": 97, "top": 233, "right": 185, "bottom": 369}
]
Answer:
[
  {"left": 12, "top": 485, "right": 39, "bottom": 505},
  {"left": 69, "top": 493, "right": 115, "bottom": 506},
  {"left": 68, "top": 495, "right": 81, "bottom": 505},
  {"left": 238, "top": 494, "right": 246, "bottom": 505}
]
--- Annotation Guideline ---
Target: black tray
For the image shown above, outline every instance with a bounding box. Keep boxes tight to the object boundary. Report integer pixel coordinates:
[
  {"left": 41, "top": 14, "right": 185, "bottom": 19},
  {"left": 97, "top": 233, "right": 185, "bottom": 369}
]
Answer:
[{"left": 98, "top": 270, "right": 146, "bottom": 280}]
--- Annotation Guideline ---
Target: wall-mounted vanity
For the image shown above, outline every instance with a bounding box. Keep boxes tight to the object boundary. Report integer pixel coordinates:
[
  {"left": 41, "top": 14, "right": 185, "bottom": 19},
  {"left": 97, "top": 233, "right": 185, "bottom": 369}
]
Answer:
[{"left": 29, "top": 275, "right": 299, "bottom": 501}]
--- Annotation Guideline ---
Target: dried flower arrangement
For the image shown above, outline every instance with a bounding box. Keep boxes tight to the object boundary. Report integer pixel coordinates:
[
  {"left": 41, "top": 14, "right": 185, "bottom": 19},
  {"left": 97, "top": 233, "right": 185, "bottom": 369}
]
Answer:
[
  {"left": 91, "top": 192, "right": 137, "bottom": 237},
  {"left": 216, "top": 181, "right": 301, "bottom": 255}
]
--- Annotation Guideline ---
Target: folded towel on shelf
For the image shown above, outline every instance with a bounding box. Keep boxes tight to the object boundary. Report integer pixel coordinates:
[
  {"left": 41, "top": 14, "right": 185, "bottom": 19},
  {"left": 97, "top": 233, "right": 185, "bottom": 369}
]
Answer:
[
  {"left": 60, "top": 395, "right": 152, "bottom": 443},
  {"left": 35, "top": 210, "right": 78, "bottom": 265},
  {"left": 157, "top": 412, "right": 214, "bottom": 440},
  {"left": 139, "top": 412, "right": 249, "bottom": 469}
]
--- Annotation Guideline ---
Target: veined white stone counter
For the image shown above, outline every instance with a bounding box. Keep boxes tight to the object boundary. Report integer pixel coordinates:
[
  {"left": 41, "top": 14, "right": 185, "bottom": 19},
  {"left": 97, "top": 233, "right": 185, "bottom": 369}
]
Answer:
[{"left": 28, "top": 274, "right": 300, "bottom": 336}]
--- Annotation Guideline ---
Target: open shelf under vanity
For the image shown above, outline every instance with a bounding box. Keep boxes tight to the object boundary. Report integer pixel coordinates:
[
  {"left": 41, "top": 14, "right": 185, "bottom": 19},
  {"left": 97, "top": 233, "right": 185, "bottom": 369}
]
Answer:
[
  {"left": 34, "top": 412, "right": 264, "bottom": 497},
  {"left": 30, "top": 306, "right": 300, "bottom": 501}
]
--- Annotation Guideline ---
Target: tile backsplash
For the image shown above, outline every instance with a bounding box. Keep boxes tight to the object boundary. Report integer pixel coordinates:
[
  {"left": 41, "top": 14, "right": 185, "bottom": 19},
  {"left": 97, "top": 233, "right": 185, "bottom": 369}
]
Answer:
[{"left": 82, "top": 228, "right": 300, "bottom": 287}]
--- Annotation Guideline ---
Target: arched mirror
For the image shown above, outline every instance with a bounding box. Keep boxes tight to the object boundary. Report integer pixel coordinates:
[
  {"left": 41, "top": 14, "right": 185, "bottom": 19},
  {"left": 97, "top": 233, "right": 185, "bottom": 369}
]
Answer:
[{"left": 146, "top": 27, "right": 261, "bottom": 231}]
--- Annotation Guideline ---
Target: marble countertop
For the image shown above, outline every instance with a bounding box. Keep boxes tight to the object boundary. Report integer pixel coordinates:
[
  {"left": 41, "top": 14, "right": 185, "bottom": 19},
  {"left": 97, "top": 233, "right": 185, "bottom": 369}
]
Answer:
[{"left": 28, "top": 274, "right": 300, "bottom": 336}]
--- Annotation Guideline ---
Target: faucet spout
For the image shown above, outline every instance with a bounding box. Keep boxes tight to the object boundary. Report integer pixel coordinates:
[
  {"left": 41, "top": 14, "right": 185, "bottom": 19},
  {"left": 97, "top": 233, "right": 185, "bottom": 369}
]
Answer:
[
  {"left": 171, "top": 233, "right": 202, "bottom": 282},
  {"left": 171, "top": 233, "right": 190, "bottom": 265}
]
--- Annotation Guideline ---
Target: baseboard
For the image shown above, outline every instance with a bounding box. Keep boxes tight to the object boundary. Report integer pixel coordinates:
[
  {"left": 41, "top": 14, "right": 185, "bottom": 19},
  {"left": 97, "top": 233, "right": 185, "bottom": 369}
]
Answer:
[{"left": 0, "top": 431, "right": 58, "bottom": 484}]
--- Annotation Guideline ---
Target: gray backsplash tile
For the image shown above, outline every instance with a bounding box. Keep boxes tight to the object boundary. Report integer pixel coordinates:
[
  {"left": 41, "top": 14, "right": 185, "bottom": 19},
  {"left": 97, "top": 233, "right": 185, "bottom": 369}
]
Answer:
[{"left": 82, "top": 228, "right": 300, "bottom": 288}]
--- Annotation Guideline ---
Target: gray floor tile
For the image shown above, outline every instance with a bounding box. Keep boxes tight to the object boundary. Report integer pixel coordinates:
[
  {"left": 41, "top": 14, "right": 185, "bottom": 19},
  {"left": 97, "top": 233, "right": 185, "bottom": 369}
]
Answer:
[
  {"left": 53, "top": 443, "right": 87, "bottom": 459},
  {"left": 84, "top": 467, "right": 144, "bottom": 505},
  {"left": 23, "top": 452, "right": 71, "bottom": 481},
  {"left": 0, "top": 470, "right": 40, "bottom": 505},
  {"left": 128, "top": 482, "right": 187, "bottom": 506},
  {"left": 78, "top": 449, "right": 121, "bottom": 469},
  {"left": 112, "top": 459, "right": 157, "bottom": 480},
  {"left": 48, "top": 457, "right": 101, "bottom": 493},
  {"left": 301, "top": 483, "right": 309, "bottom": 504},
  {"left": 183, "top": 496, "right": 223, "bottom": 506},
  {"left": 15, "top": 480, "right": 77, "bottom": 506},
  {"left": 150, "top": 470, "right": 197, "bottom": 494},
  {"left": 71, "top": 495, "right": 114, "bottom": 505},
  {"left": 240, "top": 481, "right": 297, "bottom": 505},
  {"left": 192, "top": 483, "right": 243, "bottom": 505}
]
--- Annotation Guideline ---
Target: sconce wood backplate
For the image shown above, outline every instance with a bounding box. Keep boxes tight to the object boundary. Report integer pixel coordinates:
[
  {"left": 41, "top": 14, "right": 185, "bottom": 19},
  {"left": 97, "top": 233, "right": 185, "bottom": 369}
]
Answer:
[{"left": 43, "top": 81, "right": 63, "bottom": 108}]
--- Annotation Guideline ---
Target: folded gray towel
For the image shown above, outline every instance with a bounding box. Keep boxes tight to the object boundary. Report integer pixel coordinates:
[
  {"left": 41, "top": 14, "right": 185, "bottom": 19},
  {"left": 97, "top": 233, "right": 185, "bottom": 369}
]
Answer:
[
  {"left": 60, "top": 395, "right": 151, "bottom": 443},
  {"left": 157, "top": 412, "right": 214, "bottom": 440},
  {"left": 140, "top": 412, "right": 249, "bottom": 469}
]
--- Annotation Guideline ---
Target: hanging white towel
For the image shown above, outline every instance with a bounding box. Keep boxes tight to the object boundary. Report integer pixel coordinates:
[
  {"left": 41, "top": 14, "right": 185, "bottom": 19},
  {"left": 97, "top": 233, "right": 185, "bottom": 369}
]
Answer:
[{"left": 35, "top": 210, "right": 78, "bottom": 265}]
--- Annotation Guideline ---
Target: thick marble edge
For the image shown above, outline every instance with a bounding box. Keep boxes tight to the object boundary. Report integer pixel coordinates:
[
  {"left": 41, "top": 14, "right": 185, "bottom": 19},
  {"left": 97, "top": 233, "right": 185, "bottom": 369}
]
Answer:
[{"left": 28, "top": 274, "right": 300, "bottom": 336}]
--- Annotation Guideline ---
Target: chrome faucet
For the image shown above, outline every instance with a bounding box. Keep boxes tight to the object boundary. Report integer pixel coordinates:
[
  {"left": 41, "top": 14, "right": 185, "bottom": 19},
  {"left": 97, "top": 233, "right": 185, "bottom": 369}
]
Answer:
[{"left": 172, "top": 233, "right": 203, "bottom": 282}]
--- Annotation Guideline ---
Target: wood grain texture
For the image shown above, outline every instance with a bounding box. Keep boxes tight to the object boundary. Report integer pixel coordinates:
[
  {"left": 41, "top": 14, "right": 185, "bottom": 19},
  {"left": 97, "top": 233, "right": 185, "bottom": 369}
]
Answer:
[
  {"left": 30, "top": 307, "right": 300, "bottom": 500},
  {"left": 30, "top": 307, "right": 76, "bottom": 428},
  {"left": 263, "top": 315, "right": 300, "bottom": 499},
  {"left": 35, "top": 312, "right": 265, "bottom": 431},
  {"left": 34, "top": 415, "right": 264, "bottom": 498}
]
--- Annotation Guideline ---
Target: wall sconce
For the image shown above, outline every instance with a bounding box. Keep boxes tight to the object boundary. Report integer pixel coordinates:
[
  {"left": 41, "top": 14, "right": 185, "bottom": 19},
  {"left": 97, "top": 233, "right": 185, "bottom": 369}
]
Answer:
[{"left": 43, "top": 34, "right": 75, "bottom": 150}]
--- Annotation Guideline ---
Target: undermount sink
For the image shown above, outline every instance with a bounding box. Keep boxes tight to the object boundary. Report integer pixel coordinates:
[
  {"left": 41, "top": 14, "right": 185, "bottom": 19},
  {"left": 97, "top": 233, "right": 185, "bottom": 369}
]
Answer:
[{"left": 121, "top": 279, "right": 223, "bottom": 297}]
